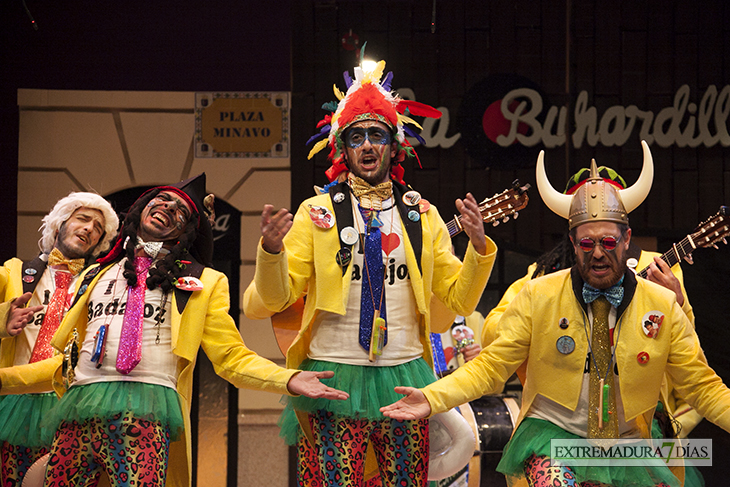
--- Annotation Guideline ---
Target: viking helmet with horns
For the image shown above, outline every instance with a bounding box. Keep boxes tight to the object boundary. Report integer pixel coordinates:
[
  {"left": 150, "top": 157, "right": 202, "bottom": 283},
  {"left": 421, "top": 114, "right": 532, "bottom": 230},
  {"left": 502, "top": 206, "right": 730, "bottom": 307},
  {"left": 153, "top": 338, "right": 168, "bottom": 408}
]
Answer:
[{"left": 536, "top": 140, "right": 654, "bottom": 229}]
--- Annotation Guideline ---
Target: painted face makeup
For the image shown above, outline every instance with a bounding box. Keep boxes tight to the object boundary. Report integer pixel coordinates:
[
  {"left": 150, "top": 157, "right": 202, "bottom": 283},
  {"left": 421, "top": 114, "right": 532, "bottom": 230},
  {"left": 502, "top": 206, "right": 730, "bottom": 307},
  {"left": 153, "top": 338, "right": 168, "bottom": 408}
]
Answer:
[
  {"left": 344, "top": 120, "right": 395, "bottom": 186},
  {"left": 345, "top": 126, "right": 392, "bottom": 148},
  {"left": 138, "top": 190, "right": 194, "bottom": 243}
]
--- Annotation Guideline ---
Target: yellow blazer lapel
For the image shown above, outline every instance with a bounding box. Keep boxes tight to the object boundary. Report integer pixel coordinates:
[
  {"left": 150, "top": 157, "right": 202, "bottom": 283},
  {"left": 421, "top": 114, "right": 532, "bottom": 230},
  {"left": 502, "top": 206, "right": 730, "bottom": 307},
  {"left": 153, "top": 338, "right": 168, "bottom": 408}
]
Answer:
[{"left": 170, "top": 291, "right": 182, "bottom": 353}]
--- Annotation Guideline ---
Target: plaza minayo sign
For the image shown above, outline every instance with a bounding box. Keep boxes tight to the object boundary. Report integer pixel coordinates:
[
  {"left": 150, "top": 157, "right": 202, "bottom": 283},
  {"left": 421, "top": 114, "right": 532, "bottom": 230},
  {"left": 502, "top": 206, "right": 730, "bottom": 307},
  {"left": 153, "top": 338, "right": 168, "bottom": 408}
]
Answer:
[{"left": 195, "top": 92, "right": 289, "bottom": 158}]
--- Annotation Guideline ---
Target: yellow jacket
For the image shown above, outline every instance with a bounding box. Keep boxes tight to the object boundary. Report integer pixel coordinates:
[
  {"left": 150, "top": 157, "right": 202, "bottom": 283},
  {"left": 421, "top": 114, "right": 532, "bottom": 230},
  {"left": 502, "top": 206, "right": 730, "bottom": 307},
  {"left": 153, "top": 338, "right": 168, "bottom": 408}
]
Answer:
[
  {"left": 0, "top": 258, "right": 34, "bottom": 362},
  {"left": 423, "top": 268, "right": 730, "bottom": 436},
  {"left": 1, "top": 261, "right": 298, "bottom": 487},
  {"left": 244, "top": 191, "right": 497, "bottom": 372},
  {"left": 482, "top": 251, "right": 702, "bottom": 436}
]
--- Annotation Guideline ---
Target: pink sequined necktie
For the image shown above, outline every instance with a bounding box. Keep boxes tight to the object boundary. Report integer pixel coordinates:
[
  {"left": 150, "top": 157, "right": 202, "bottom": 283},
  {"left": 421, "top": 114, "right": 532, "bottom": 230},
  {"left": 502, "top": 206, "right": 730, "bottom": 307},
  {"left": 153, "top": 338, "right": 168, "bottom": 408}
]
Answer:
[
  {"left": 116, "top": 256, "right": 152, "bottom": 374},
  {"left": 29, "top": 270, "right": 73, "bottom": 363}
]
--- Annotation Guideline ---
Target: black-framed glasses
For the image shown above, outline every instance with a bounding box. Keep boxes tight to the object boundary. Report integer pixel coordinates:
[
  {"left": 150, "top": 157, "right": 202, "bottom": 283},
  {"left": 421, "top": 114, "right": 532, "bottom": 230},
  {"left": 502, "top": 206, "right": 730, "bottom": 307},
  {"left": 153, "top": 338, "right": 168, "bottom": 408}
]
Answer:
[{"left": 578, "top": 234, "right": 622, "bottom": 252}]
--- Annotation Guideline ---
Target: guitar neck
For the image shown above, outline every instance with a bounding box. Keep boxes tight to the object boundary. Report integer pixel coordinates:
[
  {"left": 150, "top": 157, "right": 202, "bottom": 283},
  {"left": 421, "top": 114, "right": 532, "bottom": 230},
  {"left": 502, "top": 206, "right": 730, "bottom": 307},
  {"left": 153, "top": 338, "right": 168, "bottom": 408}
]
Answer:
[
  {"left": 636, "top": 235, "right": 695, "bottom": 278},
  {"left": 446, "top": 217, "right": 464, "bottom": 238}
]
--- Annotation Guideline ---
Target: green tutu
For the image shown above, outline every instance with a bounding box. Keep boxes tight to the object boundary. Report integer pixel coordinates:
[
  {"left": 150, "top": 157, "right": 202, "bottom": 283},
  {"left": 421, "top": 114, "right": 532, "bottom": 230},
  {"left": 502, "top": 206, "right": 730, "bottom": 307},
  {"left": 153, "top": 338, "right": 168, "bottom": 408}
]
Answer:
[
  {"left": 0, "top": 393, "right": 58, "bottom": 448},
  {"left": 278, "top": 358, "right": 436, "bottom": 445},
  {"left": 651, "top": 410, "right": 704, "bottom": 487},
  {"left": 41, "top": 382, "right": 184, "bottom": 444},
  {"left": 498, "top": 418, "right": 680, "bottom": 487}
]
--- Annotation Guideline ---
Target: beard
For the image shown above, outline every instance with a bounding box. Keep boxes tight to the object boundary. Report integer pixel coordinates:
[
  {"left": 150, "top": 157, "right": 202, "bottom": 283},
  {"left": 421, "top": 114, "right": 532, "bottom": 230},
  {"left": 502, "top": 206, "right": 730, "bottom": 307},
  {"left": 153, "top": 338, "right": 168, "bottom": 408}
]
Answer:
[{"left": 576, "top": 252, "right": 626, "bottom": 289}]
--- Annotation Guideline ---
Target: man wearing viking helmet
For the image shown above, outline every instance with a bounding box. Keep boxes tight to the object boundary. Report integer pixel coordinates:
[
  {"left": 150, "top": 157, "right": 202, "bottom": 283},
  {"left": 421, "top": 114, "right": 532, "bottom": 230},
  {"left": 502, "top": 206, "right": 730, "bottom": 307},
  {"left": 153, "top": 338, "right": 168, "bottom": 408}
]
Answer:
[
  {"left": 244, "top": 57, "right": 497, "bottom": 486},
  {"left": 382, "top": 142, "right": 730, "bottom": 487}
]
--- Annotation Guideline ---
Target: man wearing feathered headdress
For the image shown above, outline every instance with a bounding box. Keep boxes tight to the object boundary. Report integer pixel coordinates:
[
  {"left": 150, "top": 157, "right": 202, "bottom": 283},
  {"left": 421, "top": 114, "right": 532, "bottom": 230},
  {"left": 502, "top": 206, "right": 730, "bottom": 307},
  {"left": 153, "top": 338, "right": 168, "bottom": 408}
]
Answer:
[
  {"left": 382, "top": 143, "right": 730, "bottom": 487},
  {"left": 244, "top": 57, "right": 497, "bottom": 486},
  {"left": 0, "top": 174, "right": 348, "bottom": 487}
]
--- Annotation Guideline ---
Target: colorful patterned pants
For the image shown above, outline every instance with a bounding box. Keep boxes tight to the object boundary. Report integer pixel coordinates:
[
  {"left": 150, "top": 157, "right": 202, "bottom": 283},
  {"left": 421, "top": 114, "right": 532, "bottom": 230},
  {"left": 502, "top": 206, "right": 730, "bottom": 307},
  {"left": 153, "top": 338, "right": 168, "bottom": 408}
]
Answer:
[
  {"left": 44, "top": 413, "right": 170, "bottom": 487},
  {"left": 524, "top": 454, "right": 674, "bottom": 487},
  {"left": 1, "top": 441, "right": 49, "bottom": 487},
  {"left": 297, "top": 410, "right": 429, "bottom": 487}
]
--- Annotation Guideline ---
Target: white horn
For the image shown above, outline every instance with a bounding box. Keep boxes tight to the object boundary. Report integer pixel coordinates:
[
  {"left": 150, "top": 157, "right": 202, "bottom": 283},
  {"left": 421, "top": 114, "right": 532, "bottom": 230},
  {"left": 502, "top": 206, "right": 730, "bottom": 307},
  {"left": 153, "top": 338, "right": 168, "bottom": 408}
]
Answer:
[
  {"left": 619, "top": 140, "right": 654, "bottom": 213},
  {"left": 536, "top": 150, "right": 572, "bottom": 219}
]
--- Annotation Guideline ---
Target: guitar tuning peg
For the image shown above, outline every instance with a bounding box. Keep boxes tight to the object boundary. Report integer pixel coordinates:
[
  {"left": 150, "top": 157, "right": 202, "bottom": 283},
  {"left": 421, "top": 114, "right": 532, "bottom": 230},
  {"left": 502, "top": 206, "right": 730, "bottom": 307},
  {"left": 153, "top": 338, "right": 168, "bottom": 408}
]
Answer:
[
  {"left": 713, "top": 244, "right": 719, "bottom": 249},
  {"left": 723, "top": 237, "right": 727, "bottom": 245},
  {"left": 513, "top": 212, "right": 519, "bottom": 219},
  {"left": 502, "top": 216, "right": 510, "bottom": 223},
  {"left": 492, "top": 221, "right": 499, "bottom": 227},
  {"left": 684, "top": 254, "right": 694, "bottom": 265}
]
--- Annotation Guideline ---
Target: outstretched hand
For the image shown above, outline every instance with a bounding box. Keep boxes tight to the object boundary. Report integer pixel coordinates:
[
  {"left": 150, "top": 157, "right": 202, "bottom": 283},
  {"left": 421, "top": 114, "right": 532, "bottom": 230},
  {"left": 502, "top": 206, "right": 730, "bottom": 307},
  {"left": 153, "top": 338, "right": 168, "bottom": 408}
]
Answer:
[
  {"left": 379, "top": 386, "right": 432, "bottom": 421},
  {"left": 6, "top": 292, "right": 43, "bottom": 336},
  {"left": 646, "top": 257, "right": 685, "bottom": 307},
  {"left": 261, "top": 204, "right": 293, "bottom": 254},
  {"left": 455, "top": 193, "right": 487, "bottom": 255},
  {"left": 287, "top": 371, "right": 350, "bottom": 401}
]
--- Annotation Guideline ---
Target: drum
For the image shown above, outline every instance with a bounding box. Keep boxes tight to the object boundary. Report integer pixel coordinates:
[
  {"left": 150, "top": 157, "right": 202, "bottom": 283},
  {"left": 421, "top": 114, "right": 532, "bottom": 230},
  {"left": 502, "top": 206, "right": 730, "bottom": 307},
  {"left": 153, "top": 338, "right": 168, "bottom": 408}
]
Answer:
[{"left": 468, "top": 395, "right": 520, "bottom": 487}]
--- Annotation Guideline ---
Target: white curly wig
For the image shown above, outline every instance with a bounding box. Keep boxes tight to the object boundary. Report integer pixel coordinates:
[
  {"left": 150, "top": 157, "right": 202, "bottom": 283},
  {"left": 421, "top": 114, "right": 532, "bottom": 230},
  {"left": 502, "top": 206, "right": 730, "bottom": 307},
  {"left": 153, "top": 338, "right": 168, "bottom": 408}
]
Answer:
[{"left": 38, "top": 192, "right": 120, "bottom": 258}]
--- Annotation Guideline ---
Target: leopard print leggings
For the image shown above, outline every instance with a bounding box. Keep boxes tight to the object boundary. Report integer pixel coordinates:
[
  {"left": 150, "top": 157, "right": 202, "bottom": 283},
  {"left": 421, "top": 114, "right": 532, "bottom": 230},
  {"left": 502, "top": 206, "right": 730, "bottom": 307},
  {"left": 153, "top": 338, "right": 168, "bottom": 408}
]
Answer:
[
  {"left": 1, "top": 441, "right": 49, "bottom": 487},
  {"left": 524, "top": 454, "right": 674, "bottom": 487},
  {"left": 44, "top": 413, "right": 170, "bottom": 487},
  {"left": 297, "top": 410, "right": 429, "bottom": 487}
]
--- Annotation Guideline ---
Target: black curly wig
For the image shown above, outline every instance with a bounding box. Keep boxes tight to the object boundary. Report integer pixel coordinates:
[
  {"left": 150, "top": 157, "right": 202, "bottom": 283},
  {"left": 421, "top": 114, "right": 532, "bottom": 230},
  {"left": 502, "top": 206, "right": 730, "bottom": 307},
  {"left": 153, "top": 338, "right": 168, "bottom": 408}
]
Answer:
[{"left": 119, "top": 189, "right": 199, "bottom": 293}]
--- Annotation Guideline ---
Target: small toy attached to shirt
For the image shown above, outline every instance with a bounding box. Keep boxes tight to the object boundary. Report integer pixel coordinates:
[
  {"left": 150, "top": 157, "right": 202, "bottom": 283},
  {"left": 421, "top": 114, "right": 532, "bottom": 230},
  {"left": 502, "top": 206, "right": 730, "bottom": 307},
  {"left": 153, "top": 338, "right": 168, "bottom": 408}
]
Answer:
[
  {"left": 369, "top": 310, "right": 387, "bottom": 361},
  {"left": 451, "top": 323, "right": 475, "bottom": 353}
]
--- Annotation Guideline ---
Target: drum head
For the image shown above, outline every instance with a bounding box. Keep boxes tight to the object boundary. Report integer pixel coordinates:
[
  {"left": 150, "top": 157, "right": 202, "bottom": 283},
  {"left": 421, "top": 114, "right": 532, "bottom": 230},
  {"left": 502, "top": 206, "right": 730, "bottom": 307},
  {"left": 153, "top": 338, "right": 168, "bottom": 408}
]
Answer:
[
  {"left": 22, "top": 453, "right": 49, "bottom": 487},
  {"left": 428, "top": 408, "right": 477, "bottom": 480}
]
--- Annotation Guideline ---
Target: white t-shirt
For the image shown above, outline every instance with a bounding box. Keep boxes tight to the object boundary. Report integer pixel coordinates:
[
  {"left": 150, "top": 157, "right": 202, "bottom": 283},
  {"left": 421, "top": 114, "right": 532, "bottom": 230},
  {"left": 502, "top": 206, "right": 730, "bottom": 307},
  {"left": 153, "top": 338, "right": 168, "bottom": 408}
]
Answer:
[
  {"left": 309, "top": 196, "right": 422, "bottom": 366},
  {"left": 73, "top": 259, "right": 179, "bottom": 390}
]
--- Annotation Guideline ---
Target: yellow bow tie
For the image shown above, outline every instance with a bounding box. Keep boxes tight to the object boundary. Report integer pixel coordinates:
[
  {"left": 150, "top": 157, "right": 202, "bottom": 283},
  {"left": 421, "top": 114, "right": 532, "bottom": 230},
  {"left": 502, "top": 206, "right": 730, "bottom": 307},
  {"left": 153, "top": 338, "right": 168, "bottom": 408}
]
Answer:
[
  {"left": 348, "top": 175, "right": 393, "bottom": 210},
  {"left": 48, "top": 248, "right": 85, "bottom": 276}
]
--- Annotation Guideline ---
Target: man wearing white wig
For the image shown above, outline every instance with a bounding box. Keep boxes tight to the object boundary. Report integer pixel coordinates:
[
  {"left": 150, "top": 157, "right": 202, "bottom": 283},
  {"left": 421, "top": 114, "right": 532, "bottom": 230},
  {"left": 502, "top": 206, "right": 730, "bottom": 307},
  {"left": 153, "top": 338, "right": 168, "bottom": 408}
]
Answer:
[
  {"left": 382, "top": 142, "right": 730, "bottom": 487},
  {"left": 0, "top": 192, "right": 119, "bottom": 485}
]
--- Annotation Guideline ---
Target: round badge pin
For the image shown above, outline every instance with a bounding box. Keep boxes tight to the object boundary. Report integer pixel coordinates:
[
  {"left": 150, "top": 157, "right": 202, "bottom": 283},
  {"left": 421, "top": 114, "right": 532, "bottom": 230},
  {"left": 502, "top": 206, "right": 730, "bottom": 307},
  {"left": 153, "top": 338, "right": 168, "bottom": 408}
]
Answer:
[
  {"left": 418, "top": 199, "right": 431, "bottom": 214},
  {"left": 408, "top": 210, "right": 420, "bottom": 222},
  {"left": 308, "top": 205, "right": 335, "bottom": 229},
  {"left": 556, "top": 335, "right": 575, "bottom": 354},
  {"left": 637, "top": 351, "right": 650, "bottom": 364},
  {"left": 24, "top": 268, "right": 37, "bottom": 275},
  {"left": 559, "top": 317, "right": 569, "bottom": 329},
  {"left": 402, "top": 190, "right": 421, "bottom": 206},
  {"left": 340, "top": 226, "right": 359, "bottom": 245},
  {"left": 626, "top": 257, "right": 638, "bottom": 270},
  {"left": 641, "top": 310, "right": 665, "bottom": 339},
  {"left": 335, "top": 248, "right": 352, "bottom": 267},
  {"left": 333, "top": 192, "right": 345, "bottom": 204},
  {"left": 23, "top": 275, "right": 35, "bottom": 283}
]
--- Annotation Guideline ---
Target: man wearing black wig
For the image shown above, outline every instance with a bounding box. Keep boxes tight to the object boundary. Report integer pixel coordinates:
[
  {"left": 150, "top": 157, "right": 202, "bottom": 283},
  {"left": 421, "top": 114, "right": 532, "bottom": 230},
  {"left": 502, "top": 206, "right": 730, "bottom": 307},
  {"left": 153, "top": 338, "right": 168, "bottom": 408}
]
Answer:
[{"left": 0, "top": 173, "right": 348, "bottom": 487}]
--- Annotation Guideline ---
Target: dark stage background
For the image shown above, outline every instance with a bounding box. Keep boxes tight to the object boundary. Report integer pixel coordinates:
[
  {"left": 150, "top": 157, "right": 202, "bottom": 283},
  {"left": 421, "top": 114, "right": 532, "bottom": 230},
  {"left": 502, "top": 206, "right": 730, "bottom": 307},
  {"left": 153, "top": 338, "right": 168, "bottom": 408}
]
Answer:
[{"left": 2, "top": 1, "right": 729, "bottom": 485}]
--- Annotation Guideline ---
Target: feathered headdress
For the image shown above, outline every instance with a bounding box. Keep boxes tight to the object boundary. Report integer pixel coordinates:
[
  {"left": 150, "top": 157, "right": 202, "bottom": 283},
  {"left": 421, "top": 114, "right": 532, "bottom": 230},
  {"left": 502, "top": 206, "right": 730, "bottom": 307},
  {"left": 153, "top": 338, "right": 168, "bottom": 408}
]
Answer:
[{"left": 306, "top": 48, "right": 442, "bottom": 184}]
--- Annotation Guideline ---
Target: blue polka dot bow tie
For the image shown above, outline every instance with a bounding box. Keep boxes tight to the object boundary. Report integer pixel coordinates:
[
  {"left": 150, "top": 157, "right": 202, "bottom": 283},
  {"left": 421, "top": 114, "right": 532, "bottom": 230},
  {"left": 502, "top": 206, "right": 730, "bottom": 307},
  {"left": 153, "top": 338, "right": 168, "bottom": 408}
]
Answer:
[{"left": 582, "top": 281, "right": 624, "bottom": 308}]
